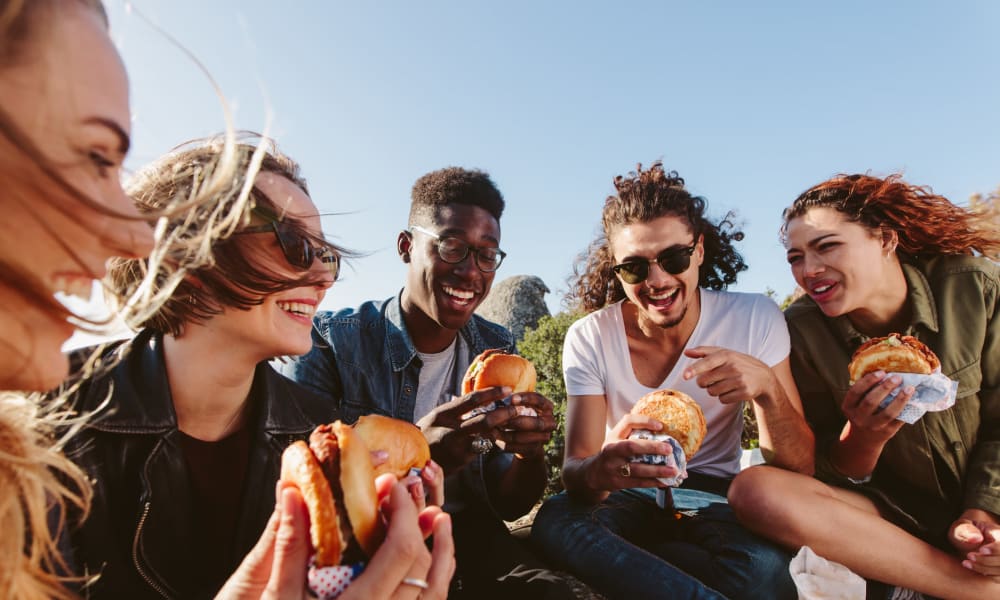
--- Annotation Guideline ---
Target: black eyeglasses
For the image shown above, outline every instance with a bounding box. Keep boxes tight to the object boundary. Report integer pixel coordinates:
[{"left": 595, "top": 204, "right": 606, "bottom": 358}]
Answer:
[
  {"left": 409, "top": 225, "right": 506, "bottom": 272},
  {"left": 238, "top": 220, "right": 340, "bottom": 280},
  {"left": 611, "top": 243, "right": 696, "bottom": 284}
]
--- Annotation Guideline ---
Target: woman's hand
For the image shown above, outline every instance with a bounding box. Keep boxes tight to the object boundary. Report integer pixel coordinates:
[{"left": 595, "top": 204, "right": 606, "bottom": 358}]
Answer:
[
  {"left": 841, "top": 370, "right": 913, "bottom": 445},
  {"left": 214, "top": 483, "right": 311, "bottom": 600},
  {"left": 950, "top": 508, "right": 1000, "bottom": 580},
  {"left": 342, "top": 474, "right": 455, "bottom": 599},
  {"left": 401, "top": 459, "right": 445, "bottom": 509},
  {"left": 583, "top": 413, "right": 677, "bottom": 492}
]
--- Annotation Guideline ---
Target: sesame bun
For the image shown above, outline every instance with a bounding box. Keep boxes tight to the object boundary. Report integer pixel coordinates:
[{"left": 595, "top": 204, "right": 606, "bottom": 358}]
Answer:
[
  {"left": 630, "top": 389, "right": 707, "bottom": 459},
  {"left": 848, "top": 333, "right": 939, "bottom": 384},
  {"left": 353, "top": 414, "right": 431, "bottom": 479},
  {"left": 461, "top": 349, "right": 537, "bottom": 395}
]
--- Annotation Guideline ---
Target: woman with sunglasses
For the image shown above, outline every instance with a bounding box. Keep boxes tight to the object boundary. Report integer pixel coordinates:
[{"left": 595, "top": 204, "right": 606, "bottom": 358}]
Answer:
[
  {"left": 530, "top": 162, "right": 812, "bottom": 599},
  {"left": 728, "top": 174, "right": 1000, "bottom": 599},
  {"left": 62, "top": 138, "right": 453, "bottom": 599}
]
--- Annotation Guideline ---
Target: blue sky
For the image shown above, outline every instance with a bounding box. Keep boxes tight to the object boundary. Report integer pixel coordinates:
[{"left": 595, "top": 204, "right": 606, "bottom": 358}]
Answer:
[{"left": 107, "top": 1, "right": 1000, "bottom": 315}]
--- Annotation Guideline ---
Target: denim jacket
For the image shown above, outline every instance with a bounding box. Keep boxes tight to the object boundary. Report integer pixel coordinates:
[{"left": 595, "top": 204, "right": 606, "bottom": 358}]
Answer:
[{"left": 282, "top": 292, "right": 517, "bottom": 515}]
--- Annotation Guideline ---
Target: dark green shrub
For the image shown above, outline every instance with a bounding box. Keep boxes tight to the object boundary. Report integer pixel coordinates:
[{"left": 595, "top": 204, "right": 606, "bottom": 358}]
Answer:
[{"left": 518, "top": 311, "right": 583, "bottom": 496}]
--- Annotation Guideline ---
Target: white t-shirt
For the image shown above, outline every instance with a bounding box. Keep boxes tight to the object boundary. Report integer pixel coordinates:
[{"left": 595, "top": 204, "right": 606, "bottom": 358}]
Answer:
[
  {"left": 414, "top": 337, "right": 460, "bottom": 423},
  {"left": 562, "top": 289, "right": 789, "bottom": 478}
]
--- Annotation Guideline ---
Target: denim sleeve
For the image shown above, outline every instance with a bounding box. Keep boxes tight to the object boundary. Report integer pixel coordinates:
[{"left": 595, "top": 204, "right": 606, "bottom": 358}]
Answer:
[{"left": 280, "top": 322, "right": 344, "bottom": 401}]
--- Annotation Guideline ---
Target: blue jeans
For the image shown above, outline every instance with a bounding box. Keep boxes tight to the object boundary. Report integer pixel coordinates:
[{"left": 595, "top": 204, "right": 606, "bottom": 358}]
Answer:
[{"left": 531, "top": 486, "right": 796, "bottom": 600}]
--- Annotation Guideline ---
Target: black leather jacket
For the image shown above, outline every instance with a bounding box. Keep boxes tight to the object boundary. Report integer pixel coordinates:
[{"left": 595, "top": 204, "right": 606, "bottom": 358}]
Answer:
[{"left": 64, "top": 330, "right": 337, "bottom": 599}]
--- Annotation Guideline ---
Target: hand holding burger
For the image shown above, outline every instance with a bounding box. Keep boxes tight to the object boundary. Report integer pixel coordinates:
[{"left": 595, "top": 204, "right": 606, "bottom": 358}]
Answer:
[{"left": 627, "top": 390, "right": 707, "bottom": 486}]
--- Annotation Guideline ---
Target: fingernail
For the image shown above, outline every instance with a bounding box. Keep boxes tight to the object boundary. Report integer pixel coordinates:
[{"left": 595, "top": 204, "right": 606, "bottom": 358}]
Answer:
[
  {"left": 982, "top": 548, "right": 993, "bottom": 556},
  {"left": 682, "top": 370, "right": 692, "bottom": 380},
  {"left": 903, "top": 386, "right": 916, "bottom": 395},
  {"left": 962, "top": 560, "right": 973, "bottom": 569},
  {"left": 502, "top": 386, "right": 513, "bottom": 395},
  {"left": 873, "top": 370, "right": 886, "bottom": 378}
]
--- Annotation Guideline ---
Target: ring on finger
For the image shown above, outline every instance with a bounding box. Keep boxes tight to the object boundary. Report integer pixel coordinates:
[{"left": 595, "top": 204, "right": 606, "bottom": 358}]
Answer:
[
  {"left": 619, "top": 462, "right": 631, "bottom": 478},
  {"left": 402, "top": 577, "right": 430, "bottom": 589},
  {"left": 471, "top": 434, "right": 494, "bottom": 454}
]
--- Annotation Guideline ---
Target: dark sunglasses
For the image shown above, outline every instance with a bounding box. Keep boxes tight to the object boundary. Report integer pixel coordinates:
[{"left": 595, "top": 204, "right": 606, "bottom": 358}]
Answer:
[
  {"left": 611, "top": 243, "right": 696, "bottom": 284},
  {"left": 238, "top": 220, "right": 340, "bottom": 280},
  {"left": 409, "top": 225, "right": 507, "bottom": 273}
]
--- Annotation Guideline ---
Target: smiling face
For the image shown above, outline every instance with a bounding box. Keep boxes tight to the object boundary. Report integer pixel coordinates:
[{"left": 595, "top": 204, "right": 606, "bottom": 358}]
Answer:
[
  {"left": 609, "top": 214, "right": 704, "bottom": 331},
  {"left": 201, "top": 173, "right": 335, "bottom": 360},
  {"left": 399, "top": 204, "right": 500, "bottom": 352},
  {"left": 0, "top": 5, "right": 154, "bottom": 390},
  {"left": 785, "top": 206, "right": 901, "bottom": 320}
]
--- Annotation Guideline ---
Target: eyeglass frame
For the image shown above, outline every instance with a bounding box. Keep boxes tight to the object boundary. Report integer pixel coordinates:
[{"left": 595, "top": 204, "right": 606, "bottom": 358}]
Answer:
[
  {"left": 611, "top": 242, "right": 698, "bottom": 284},
  {"left": 408, "top": 225, "right": 507, "bottom": 273},
  {"left": 236, "top": 213, "right": 340, "bottom": 280}
]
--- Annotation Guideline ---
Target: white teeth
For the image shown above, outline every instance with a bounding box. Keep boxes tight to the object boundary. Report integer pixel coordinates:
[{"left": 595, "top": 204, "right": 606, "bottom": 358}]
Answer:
[
  {"left": 812, "top": 284, "right": 832, "bottom": 294},
  {"left": 648, "top": 288, "right": 679, "bottom": 301},
  {"left": 52, "top": 276, "right": 95, "bottom": 302},
  {"left": 444, "top": 286, "right": 474, "bottom": 300},
  {"left": 277, "top": 301, "right": 316, "bottom": 317}
]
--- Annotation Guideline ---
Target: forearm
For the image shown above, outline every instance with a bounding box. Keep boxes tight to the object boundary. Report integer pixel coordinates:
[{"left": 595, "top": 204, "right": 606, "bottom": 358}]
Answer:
[
  {"left": 561, "top": 455, "right": 609, "bottom": 504},
  {"left": 491, "top": 453, "right": 548, "bottom": 521},
  {"left": 754, "top": 386, "right": 815, "bottom": 475},
  {"left": 828, "top": 421, "right": 886, "bottom": 480}
]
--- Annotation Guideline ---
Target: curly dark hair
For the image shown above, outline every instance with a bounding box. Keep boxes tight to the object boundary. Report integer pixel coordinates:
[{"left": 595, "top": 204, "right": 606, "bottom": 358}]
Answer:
[
  {"left": 408, "top": 166, "right": 504, "bottom": 226},
  {"left": 781, "top": 173, "right": 1000, "bottom": 260},
  {"left": 568, "top": 161, "right": 747, "bottom": 313}
]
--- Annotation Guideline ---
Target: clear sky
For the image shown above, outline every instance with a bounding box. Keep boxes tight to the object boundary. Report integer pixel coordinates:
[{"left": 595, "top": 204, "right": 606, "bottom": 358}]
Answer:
[{"left": 106, "top": 0, "right": 1000, "bottom": 315}]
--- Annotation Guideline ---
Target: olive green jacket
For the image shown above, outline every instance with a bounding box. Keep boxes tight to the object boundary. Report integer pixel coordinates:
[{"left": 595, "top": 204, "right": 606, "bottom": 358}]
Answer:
[{"left": 785, "top": 255, "right": 1000, "bottom": 544}]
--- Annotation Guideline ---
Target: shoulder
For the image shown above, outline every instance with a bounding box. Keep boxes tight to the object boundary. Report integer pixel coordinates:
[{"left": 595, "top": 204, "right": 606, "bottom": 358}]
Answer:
[
  {"left": 313, "top": 299, "right": 390, "bottom": 338},
  {"left": 567, "top": 303, "right": 618, "bottom": 337},
  {"left": 704, "top": 289, "right": 783, "bottom": 318},
  {"left": 917, "top": 255, "right": 1000, "bottom": 288},
  {"left": 468, "top": 313, "right": 515, "bottom": 351}
]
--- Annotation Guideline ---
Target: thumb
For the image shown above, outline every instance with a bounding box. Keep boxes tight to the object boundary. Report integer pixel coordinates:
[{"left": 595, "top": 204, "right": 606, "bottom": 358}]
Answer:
[
  {"left": 263, "top": 487, "right": 311, "bottom": 599},
  {"left": 949, "top": 519, "right": 985, "bottom": 553}
]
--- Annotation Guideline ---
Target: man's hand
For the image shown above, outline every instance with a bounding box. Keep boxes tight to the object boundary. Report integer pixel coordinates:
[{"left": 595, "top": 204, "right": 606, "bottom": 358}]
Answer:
[
  {"left": 494, "top": 392, "right": 557, "bottom": 459},
  {"left": 683, "top": 346, "right": 778, "bottom": 404},
  {"left": 950, "top": 508, "right": 1000, "bottom": 580},
  {"left": 416, "top": 386, "right": 513, "bottom": 474}
]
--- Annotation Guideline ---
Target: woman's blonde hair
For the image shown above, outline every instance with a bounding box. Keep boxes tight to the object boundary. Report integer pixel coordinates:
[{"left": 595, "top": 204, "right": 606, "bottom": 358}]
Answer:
[{"left": 0, "top": 2, "right": 258, "bottom": 597}]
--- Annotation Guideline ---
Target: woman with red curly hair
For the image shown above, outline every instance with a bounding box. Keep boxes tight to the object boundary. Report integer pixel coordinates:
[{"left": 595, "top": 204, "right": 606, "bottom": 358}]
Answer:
[{"left": 728, "top": 173, "right": 1000, "bottom": 599}]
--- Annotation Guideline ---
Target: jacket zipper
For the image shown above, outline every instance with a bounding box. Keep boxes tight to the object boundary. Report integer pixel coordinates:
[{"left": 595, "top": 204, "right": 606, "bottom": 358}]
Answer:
[{"left": 132, "top": 501, "right": 171, "bottom": 598}]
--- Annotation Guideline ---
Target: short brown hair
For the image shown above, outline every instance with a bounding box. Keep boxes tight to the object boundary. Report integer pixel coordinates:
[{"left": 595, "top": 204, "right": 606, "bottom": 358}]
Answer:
[{"left": 110, "top": 134, "right": 349, "bottom": 336}]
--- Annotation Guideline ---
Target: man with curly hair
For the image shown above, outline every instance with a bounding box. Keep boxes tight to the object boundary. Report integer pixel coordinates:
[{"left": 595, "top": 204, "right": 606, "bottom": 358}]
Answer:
[
  {"left": 530, "top": 162, "right": 815, "bottom": 599},
  {"left": 283, "top": 167, "right": 575, "bottom": 599}
]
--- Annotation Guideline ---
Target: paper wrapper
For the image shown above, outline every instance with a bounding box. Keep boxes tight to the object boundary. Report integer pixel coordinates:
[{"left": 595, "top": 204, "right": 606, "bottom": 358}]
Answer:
[
  {"left": 308, "top": 560, "right": 365, "bottom": 599},
  {"left": 627, "top": 431, "right": 688, "bottom": 487},
  {"left": 462, "top": 396, "right": 538, "bottom": 420},
  {"left": 789, "top": 546, "right": 865, "bottom": 600},
  {"left": 876, "top": 369, "right": 958, "bottom": 424}
]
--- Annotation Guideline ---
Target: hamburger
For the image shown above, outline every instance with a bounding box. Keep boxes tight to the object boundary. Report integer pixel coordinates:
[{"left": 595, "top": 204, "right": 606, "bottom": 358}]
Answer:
[
  {"left": 630, "top": 389, "right": 707, "bottom": 459},
  {"left": 462, "top": 348, "right": 537, "bottom": 395},
  {"left": 848, "top": 333, "right": 940, "bottom": 385},
  {"left": 352, "top": 414, "right": 431, "bottom": 479},
  {"left": 461, "top": 349, "right": 539, "bottom": 419},
  {"left": 280, "top": 421, "right": 382, "bottom": 567}
]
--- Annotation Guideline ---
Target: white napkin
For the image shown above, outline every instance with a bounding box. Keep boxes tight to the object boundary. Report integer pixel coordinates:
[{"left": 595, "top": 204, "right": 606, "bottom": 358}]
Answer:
[
  {"left": 627, "top": 431, "right": 687, "bottom": 486},
  {"left": 876, "top": 369, "right": 958, "bottom": 424},
  {"left": 789, "top": 546, "right": 865, "bottom": 600}
]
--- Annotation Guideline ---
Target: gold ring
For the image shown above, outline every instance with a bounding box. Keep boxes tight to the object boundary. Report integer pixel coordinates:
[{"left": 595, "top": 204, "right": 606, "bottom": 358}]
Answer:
[{"left": 619, "top": 462, "right": 631, "bottom": 478}]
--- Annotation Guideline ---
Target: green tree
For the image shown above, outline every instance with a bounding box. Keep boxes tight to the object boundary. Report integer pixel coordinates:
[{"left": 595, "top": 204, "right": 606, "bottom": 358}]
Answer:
[{"left": 518, "top": 310, "right": 583, "bottom": 496}]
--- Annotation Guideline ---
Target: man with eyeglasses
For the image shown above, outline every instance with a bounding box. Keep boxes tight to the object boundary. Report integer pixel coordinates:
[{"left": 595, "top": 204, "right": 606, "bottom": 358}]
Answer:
[
  {"left": 528, "top": 162, "right": 815, "bottom": 600},
  {"left": 283, "top": 167, "right": 575, "bottom": 599}
]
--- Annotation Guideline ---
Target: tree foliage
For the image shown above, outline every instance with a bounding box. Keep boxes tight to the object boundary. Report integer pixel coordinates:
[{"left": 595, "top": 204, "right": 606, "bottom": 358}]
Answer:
[{"left": 518, "top": 310, "right": 583, "bottom": 496}]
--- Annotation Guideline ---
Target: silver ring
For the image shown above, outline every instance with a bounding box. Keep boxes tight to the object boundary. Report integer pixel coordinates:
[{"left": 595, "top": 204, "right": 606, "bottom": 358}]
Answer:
[
  {"left": 471, "top": 435, "right": 494, "bottom": 454},
  {"left": 402, "top": 577, "right": 430, "bottom": 589}
]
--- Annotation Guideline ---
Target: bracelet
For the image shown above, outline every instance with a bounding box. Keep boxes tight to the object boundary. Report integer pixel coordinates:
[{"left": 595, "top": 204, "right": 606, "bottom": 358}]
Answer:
[{"left": 845, "top": 473, "right": 872, "bottom": 485}]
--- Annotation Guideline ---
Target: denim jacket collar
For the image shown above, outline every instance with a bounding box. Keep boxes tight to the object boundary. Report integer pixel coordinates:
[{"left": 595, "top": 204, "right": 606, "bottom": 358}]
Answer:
[{"left": 384, "top": 291, "right": 495, "bottom": 371}]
